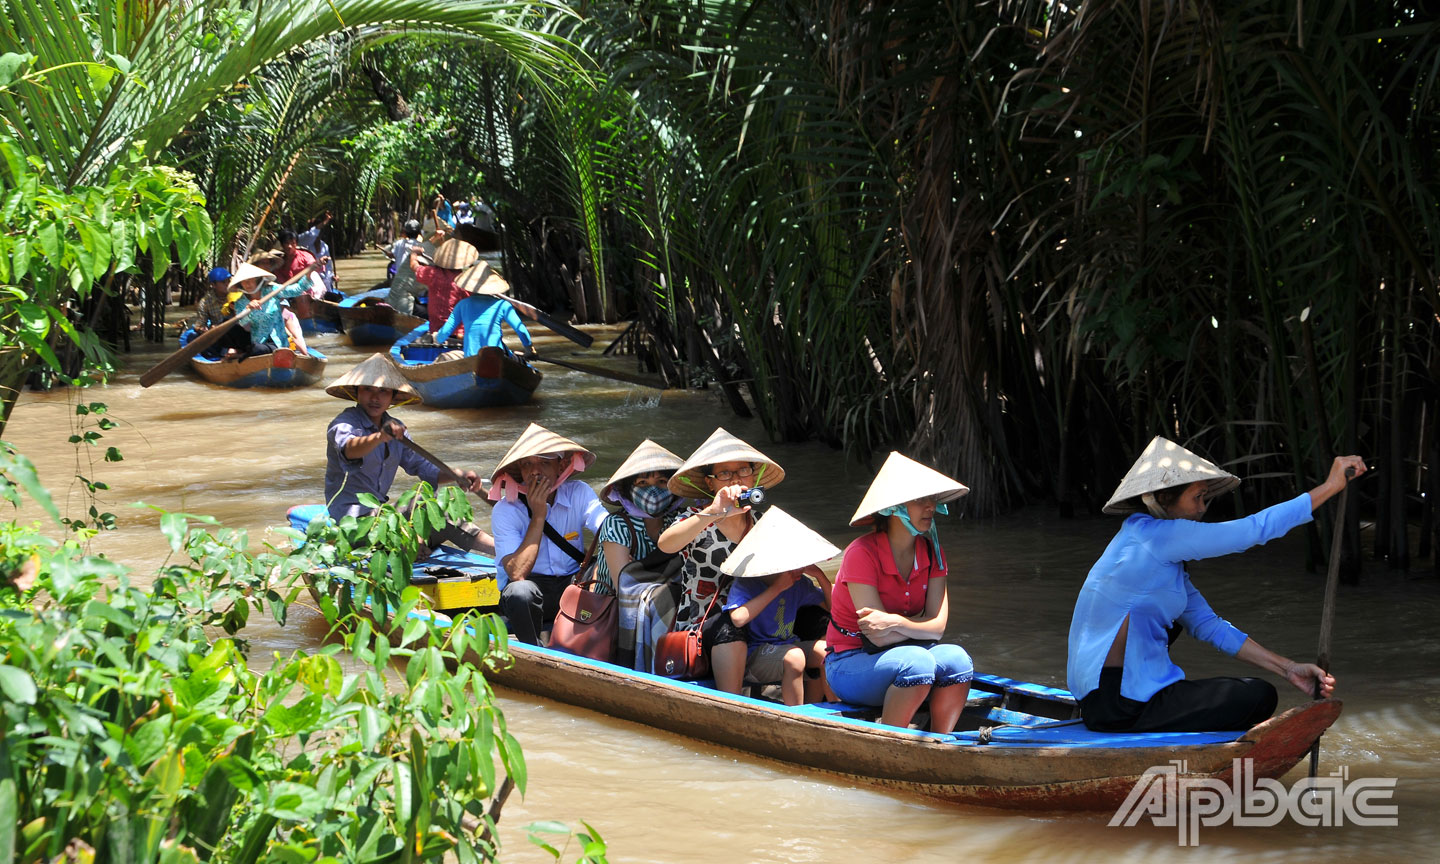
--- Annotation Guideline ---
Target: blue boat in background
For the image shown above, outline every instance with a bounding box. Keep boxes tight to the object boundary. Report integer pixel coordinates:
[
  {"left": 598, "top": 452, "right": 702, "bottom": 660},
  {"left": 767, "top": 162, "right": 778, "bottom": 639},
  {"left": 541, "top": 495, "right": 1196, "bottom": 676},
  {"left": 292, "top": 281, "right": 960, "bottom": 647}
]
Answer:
[{"left": 392, "top": 343, "right": 541, "bottom": 409}]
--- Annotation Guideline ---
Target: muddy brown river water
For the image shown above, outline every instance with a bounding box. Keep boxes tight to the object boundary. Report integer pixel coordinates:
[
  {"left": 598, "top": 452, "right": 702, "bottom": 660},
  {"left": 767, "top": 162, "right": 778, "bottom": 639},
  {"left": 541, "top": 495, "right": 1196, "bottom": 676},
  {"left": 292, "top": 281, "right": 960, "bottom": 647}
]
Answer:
[{"left": 5, "top": 254, "right": 1438, "bottom": 862}]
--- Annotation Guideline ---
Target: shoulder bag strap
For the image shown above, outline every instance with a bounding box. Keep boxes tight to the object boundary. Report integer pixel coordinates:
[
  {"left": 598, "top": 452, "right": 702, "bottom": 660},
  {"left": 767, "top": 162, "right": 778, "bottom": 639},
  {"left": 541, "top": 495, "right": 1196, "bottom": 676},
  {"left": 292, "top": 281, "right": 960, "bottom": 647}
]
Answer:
[{"left": 520, "top": 494, "right": 586, "bottom": 565}]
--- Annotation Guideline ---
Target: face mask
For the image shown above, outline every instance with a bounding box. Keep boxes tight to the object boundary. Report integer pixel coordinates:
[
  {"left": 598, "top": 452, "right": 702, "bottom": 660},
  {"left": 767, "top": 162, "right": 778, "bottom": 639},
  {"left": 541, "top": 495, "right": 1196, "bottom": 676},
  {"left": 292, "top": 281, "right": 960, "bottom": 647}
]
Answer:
[{"left": 632, "top": 484, "right": 674, "bottom": 516}]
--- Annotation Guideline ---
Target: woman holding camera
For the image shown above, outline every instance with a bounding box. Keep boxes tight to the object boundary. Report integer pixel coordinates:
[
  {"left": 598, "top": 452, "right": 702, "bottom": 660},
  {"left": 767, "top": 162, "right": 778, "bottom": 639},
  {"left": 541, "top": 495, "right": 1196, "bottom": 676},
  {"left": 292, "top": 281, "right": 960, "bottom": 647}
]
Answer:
[{"left": 658, "top": 428, "right": 786, "bottom": 693}]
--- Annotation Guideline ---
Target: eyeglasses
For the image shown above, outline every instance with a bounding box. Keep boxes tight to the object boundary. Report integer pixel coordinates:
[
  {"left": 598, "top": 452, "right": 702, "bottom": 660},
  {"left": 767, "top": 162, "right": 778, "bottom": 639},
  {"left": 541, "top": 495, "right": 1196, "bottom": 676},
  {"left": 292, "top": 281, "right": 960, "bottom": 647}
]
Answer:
[{"left": 706, "top": 465, "right": 755, "bottom": 482}]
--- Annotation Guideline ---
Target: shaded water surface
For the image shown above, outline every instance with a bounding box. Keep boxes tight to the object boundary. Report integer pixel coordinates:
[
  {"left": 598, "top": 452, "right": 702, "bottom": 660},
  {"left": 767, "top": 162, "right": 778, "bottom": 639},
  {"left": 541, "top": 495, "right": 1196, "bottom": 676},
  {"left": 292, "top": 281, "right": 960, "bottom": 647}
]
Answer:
[{"left": 6, "top": 254, "right": 1438, "bottom": 861}]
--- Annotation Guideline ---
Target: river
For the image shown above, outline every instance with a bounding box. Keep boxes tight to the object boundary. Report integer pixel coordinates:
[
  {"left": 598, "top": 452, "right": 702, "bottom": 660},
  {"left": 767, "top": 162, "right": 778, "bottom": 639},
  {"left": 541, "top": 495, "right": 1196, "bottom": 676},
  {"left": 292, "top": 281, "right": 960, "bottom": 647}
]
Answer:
[{"left": 5, "top": 254, "right": 1438, "bottom": 862}]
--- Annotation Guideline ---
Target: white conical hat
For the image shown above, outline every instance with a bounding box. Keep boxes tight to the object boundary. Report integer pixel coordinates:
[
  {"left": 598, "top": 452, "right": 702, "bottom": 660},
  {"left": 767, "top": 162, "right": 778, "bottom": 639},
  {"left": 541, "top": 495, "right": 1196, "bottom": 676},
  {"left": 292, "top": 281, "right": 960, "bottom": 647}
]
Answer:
[
  {"left": 719, "top": 506, "right": 841, "bottom": 579},
  {"left": 228, "top": 262, "right": 275, "bottom": 291},
  {"left": 489, "top": 423, "right": 595, "bottom": 485},
  {"left": 849, "top": 451, "right": 969, "bottom": 527},
  {"left": 429, "top": 238, "right": 480, "bottom": 270},
  {"left": 325, "top": 354, "right": 422, "bottom": 406},
  {"left": 668, "top": 427, "right": 785, "bottom": 498},
  {"left": 454, "top": 262, "right": 510, "bottom": 296},
  {"left": 1102, "top": 435, "right": 1241, "bottom": 515},
  {"left": 600, "top": 439, "right": 684, "bottom": 501}
]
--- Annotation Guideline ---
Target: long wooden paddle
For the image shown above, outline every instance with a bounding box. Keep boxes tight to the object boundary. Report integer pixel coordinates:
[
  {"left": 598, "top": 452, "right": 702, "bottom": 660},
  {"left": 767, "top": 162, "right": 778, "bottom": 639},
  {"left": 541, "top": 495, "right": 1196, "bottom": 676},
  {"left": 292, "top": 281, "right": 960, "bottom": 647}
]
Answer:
[
  {"left": 139, "top": 266, "right": 316, "bottom": 387},
  {"left": 1308, "top": 465, "right": 1355, "bottom": 780},
  {"left": 527, "top": 352, "right": 666, "bottom": 389},
  {"left": 504, "top": 296, "right": 594, "bottom": 348}
]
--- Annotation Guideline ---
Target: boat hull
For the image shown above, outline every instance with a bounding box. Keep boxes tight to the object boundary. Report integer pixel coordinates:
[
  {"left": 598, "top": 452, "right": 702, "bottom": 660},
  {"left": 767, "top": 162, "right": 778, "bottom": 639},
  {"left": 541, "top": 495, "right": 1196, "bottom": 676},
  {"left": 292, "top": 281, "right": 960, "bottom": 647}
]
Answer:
[
  {"left": 337, "top": 288, "right": 403, "bottom": 346},
  {"left": 299, "top": 560, "right": 1341, "bottom": 811},
  {"left": 189, "top": 348, "right": 327, "bottom": 388},
  {"left": 395, "top": 346, "right": 541, "bottom": 408}
]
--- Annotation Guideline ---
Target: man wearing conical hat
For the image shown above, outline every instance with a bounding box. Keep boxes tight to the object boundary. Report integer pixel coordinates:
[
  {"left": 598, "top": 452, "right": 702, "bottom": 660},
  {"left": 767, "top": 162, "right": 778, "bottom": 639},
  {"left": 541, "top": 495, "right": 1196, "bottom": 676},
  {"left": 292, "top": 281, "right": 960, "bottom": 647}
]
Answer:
[
  {"left": 719, "top": 507, "right": 837, "bottom": 705},
  {"left": 490, "top": 423, "right": 608, "bottom": 645},
  {"left": 1068, "top": 436, "right": 1366, "bottom": 734},
  {"left": 323, "top": 354, "right": 493, "bottom": 555},
  {"left": 825, "top": 452, "right": 975, "bottom": 733}
]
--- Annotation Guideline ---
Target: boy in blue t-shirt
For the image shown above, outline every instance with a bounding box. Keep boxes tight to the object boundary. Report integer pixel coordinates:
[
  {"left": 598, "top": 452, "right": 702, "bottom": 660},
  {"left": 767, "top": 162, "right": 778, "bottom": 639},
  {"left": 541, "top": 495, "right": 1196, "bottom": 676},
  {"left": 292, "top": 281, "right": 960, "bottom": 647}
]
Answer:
[{"left": 724, "top": 566, "right": 832, "bottom": 705}]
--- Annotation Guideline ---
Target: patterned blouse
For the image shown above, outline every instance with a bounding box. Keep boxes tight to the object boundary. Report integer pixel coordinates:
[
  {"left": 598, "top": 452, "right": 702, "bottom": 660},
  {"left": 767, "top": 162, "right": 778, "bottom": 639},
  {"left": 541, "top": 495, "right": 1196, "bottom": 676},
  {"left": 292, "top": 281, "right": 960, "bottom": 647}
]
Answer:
[
  {"left": 673, "top": 506, "right": 753, "bottom": 631},
  {"left": 236, "top": 280, "right": 309, "bottom": 347},
  {"left": 593, "top": 511, "right": 683, "bottom": 596}
]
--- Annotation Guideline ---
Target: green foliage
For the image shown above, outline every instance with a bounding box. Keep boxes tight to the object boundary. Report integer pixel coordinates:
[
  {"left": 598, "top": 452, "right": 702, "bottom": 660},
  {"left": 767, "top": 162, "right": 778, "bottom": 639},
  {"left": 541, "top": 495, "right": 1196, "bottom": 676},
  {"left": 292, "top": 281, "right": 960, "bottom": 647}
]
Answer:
[{"left": 0, "top": 467, "right": 571, "bottom": 861}]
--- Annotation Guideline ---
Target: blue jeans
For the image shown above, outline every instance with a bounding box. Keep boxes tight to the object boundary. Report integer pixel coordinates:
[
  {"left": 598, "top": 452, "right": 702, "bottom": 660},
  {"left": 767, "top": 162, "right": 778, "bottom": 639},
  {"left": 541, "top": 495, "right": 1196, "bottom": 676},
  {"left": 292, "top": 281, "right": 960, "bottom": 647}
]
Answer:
[{"left": 825, "top": 643, "right": 974, "bottom": 706}]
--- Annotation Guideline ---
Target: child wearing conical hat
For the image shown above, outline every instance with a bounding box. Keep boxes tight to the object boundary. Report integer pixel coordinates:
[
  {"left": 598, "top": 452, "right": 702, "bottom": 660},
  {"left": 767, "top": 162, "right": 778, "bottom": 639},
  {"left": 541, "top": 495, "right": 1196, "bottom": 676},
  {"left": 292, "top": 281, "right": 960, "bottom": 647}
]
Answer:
[
  {"left": 825, "top": 452, "right": 974, "bottom": 733},
  {"left": 323, "top": 354, "right": 493, "bottom": 556},
  {"left": 720, "top": 507, "right": 837, "bottom": 706},
  {"left": 489, "top": 423, "right": 608, "bottom": 645},
  {"left": 1067, "top": 436, "right": 1365, "bottom": 733},
  {"left": 658, "top": 428, "right": 786, "bottom": 694}
]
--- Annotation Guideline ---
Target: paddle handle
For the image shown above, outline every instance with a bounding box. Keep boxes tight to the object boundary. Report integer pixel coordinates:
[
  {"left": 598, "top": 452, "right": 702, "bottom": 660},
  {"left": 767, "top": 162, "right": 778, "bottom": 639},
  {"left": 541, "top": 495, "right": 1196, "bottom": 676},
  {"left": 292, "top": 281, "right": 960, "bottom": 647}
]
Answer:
[
  {"left": 505, "top": 297, "right": 594, "bottom": 348},
  {"left": 1314, "top": 465, "right": 1355, "bottom": 683},
  {"left": 397, "top": 438, "right": 488, "bottom": 503}
]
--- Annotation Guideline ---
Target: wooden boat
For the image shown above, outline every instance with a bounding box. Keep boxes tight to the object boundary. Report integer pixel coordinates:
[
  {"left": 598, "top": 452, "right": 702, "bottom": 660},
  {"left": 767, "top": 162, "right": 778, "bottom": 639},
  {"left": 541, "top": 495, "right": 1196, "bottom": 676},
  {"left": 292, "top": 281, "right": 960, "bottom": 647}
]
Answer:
[
  {"left": 334, "top": 287, "right": 411, "bottom": 346},
  {"left": 189, "top": 347, "right": 327, "bottom": 388},
  {"left": 296, "top": 555, "right": 1341, "bottom": 811},
  {"left": 392, "top": 344, "right": 541, "bottom": 409}
]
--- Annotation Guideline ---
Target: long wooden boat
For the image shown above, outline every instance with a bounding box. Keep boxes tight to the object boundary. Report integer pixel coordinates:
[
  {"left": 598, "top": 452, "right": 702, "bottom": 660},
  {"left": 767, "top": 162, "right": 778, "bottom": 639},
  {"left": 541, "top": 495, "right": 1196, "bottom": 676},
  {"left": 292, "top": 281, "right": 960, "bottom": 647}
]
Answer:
[
  {"left": 334, "top": 287, "right": 412, "bottom": 346},
  {"left": 392, "top": 344, "right": 541, "bottom": 409},
  {"left": 189, "top": 347, "right": 327, "bottom": 388},
  {"left": 295, "top": 552, "right": 1341, "bottom": 811}
]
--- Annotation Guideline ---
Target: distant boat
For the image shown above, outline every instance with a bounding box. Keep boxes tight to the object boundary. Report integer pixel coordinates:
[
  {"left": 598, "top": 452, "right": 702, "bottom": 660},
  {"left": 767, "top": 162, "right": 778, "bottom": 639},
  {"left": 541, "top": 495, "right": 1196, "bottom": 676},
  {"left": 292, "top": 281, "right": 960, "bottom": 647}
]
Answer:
[
  {"left": 335, "top": 287, "right": 412, "bottom": 346},
  {"left": 189, "top": 347, "right": 327, "bottom": 388},
  {"left": 392, "top": 344, "right": 541, "bottom": 409},
  {"left": 296, "top": 551, "right": 1342, "bottom": 811}
]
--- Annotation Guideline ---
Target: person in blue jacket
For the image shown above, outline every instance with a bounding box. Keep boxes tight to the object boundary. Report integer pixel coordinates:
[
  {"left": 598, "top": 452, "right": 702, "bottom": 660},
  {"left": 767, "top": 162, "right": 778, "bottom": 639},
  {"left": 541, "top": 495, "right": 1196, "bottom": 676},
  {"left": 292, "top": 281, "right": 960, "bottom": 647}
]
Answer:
[
  {"left": 432, "top": 264, "right": 532, "bottom": 356},
  {"left": 1067, "top": 435, "right": 1365, "bottom": 732}
]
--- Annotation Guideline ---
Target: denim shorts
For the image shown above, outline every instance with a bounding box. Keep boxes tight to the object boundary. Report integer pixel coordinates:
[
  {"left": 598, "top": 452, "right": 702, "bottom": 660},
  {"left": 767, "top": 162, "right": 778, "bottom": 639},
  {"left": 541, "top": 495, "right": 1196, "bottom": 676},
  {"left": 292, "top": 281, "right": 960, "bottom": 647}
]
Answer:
[{"left": 825, "top": 643, "right": 974, "bottom": 707}]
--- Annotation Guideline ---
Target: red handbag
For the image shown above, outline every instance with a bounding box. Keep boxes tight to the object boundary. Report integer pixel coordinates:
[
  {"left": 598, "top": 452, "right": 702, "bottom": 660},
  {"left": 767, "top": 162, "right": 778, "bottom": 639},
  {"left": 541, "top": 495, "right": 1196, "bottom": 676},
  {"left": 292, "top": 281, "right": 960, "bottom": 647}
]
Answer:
[
  {"left": 549, "top": 579, "right": 618, "bottom": 662},
  {"left": 655, "top": 590, "right": 719, "bottom": 679}
]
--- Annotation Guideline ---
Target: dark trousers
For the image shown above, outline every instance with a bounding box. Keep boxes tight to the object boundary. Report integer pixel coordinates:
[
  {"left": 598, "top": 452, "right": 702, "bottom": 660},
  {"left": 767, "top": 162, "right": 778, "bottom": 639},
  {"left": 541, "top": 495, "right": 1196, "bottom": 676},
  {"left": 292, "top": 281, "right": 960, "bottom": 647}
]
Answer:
[
  {"left": 1080, "top": 667, "right": 1278, "bottom": 732},
  {"left": 499, "top": 573, "right": 573, "bottom": 645}
]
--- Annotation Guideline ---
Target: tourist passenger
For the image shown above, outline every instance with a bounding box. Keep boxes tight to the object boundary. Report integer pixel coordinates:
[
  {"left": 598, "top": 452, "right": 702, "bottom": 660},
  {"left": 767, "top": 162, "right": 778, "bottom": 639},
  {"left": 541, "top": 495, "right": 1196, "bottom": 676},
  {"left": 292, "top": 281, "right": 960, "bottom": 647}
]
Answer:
[
  {"left": 720, "top": 507, "right": 836, "bottom": 705},
  {"left": 409, "top": 237, "right": 479, "bottom": 334},
  {"left": 657, "top": 428, "right": 786, "bottom": 694},
  {"left": 229, "top": 262, "right": 316, "bottom": 359},
  {"left": 1067, "top": 436, "right": 1362, "bottom": 733},
  {"left": 183, "top": 267, "right": 249, "bottom": 357},
  {"left": 323, "top": 354, "right": 493, "bottom": 555},
  {"left": 432, "top": 265, "right": 532, "bottom": 357},
  {"left": 387, "top": 219, "right": 429, "bottom": 315},
  {"left": 490, "top": 423, "right": 608, "bottom": 645},
  {"left": 825, "top": 452, "right": 974, "bottom": 733},
  {"left": 297, "top": 211, "right": 338, "bottom": 297}
]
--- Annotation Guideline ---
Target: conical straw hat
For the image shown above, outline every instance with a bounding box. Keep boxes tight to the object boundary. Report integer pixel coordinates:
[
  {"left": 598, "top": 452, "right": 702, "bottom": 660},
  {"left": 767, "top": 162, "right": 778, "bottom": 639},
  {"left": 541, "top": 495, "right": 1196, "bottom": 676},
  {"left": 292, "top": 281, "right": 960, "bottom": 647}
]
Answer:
[
  {"left": 720, "top": 506, "right": 841, "bottom": 579},
  {"left": 850, "top": 452, "right": 969, "bottom": 527},
  {"left": 325, "top": 353, "right": 422, "bottom": 406},
  {"left": 228, "top": 262, "right": 275, "bottom": 291},
  {"left": 667, "top": 427, "right": 786, "bottom": 498},
  {"left": 454, "top": 262, "right": 511, "bottom": 296},
  {"left": 601, "top": 439, "right": 684, "bottom": 501},
  {"left": 490, "top": 423, "right": 596, "bottom": 485},
  {"left": 429, "top": 238, "right": 479, "bottom": 270},
  {"left": 1103, "top": 435, "right": 1240, "bottom": 516}
]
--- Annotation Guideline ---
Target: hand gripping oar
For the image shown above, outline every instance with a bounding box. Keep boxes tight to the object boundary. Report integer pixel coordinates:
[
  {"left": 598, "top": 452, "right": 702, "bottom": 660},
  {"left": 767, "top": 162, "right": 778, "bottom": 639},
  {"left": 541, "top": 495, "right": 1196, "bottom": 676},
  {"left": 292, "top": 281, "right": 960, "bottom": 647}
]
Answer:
[
  {"left": 394, "top": 434, "right": 493, "bottom": 507},
  {"left": 139, "top": 266, "right": 317, "bottom": 387},
  {"left": 1308, "top": 465, "right": 1355, "bottom": 780}
]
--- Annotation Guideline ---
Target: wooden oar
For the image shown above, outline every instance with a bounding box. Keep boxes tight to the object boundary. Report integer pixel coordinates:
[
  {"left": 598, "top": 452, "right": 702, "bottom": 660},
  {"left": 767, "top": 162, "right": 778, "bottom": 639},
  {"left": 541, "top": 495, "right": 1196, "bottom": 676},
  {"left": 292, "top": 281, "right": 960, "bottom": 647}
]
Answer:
[
  {"left": 504, "top": 296, "right": 594, "bottom": 348},
  {"left": 396, "top": 436, "right": 494, "bottom": 508},
  {"left": 139, "top": 266, "right": 316, "bottom": 387},
  {"left": 527, "top": 352, "right": 666, "bottom": 389},
  {"left": 1308, "top": 465, "right": 1355, "bottom": 780}
]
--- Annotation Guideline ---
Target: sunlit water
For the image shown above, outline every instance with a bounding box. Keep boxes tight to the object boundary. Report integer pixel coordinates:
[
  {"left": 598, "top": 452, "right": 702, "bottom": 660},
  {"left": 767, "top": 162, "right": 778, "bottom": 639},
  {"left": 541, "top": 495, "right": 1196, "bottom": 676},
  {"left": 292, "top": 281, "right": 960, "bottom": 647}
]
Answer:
[{"left": 6, "top": 254, "right": 1437, "bottom": 861}]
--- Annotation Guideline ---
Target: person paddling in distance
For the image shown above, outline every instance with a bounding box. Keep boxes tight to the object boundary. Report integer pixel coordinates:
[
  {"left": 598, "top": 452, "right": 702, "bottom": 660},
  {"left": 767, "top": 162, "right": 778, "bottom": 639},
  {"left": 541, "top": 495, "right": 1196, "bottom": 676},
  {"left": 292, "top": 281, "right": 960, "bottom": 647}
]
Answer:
[
  {"left": 826, "top": 452, "right": 974, "bottom": 732},
  {"left": 323, "top": 354, "right": 493, "bottom": 556},
  {"left": 657, "top": 428, "right": 787, "bottom": 694},
  {"left": 490, "top": 424, "right": 609, "bottom": 645},
  {"left": 1067, "top": 436, "right": 1364, "bottom": 733},
  {"left": 720, "top": 507, "right": 836, "bottom": 705}
]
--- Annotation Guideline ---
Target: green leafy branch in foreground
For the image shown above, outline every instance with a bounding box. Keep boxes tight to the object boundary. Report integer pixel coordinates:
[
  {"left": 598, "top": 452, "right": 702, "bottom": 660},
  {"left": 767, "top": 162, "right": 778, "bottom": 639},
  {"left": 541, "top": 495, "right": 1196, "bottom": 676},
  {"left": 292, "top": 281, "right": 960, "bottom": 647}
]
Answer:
[{"left": 0, "top": 469, "right": 606, "bottom": 862}]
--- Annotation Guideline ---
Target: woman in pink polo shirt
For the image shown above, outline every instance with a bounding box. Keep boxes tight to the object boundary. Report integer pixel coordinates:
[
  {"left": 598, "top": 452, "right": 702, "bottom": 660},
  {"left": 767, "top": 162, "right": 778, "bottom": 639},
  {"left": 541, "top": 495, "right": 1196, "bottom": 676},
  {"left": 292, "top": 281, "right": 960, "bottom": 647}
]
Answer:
[{"left": 825, "top": 452, "right": 973, "bottom": 732}]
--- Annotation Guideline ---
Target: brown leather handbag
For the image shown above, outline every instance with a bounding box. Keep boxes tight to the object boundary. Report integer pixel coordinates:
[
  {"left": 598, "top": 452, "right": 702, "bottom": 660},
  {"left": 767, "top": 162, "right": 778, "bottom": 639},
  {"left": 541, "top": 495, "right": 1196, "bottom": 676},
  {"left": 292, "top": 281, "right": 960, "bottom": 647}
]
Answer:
[
  {"left": 549, "top": 578, "right": 618, "bottom": 662},
  {"left": 654, "top": 590, "right": 719, "bottom": 679}
]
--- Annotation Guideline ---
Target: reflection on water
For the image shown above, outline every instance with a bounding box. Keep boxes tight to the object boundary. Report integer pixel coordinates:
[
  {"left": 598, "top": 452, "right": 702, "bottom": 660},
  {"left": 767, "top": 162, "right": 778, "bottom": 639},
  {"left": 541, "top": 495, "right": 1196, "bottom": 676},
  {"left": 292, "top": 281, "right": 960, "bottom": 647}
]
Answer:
[{"left": 5, "top": 254, "right": 1438, "bottom": 861}]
